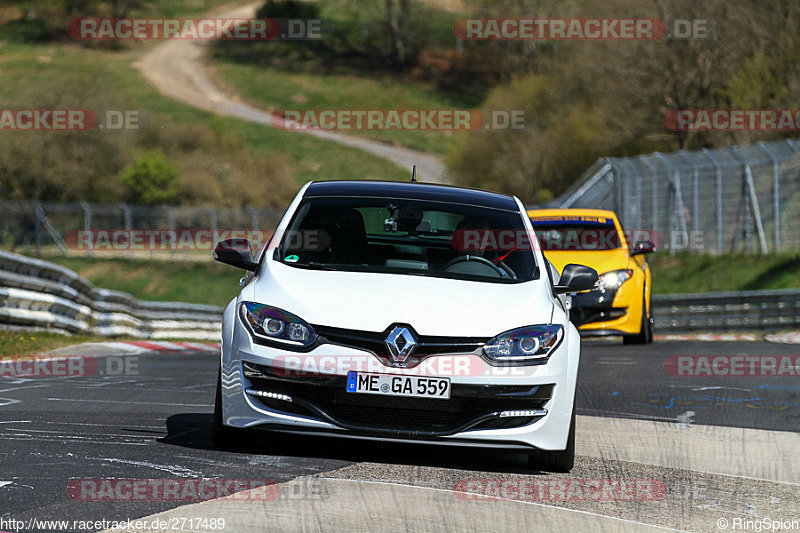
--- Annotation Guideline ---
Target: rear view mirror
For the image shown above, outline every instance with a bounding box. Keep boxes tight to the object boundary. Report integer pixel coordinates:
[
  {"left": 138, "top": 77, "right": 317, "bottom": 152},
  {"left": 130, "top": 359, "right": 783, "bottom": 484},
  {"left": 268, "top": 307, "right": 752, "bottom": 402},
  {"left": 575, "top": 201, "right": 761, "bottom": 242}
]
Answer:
[
  {"left": 631, "top": 240, "right": 656, "bottom": 256},
  {"left": 213, "top": 239, "right": 258, "bottom": 271},
  {"left": 554, "top": 263, "right": 598, "bottom": 294}
]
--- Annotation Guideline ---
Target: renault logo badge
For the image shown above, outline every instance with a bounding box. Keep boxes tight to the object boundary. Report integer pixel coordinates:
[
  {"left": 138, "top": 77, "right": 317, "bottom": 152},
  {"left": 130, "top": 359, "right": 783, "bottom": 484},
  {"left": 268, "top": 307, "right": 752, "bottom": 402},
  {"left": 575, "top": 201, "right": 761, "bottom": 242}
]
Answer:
[{"left": 385, "top": 326, "right": 417, "bottom": 365}]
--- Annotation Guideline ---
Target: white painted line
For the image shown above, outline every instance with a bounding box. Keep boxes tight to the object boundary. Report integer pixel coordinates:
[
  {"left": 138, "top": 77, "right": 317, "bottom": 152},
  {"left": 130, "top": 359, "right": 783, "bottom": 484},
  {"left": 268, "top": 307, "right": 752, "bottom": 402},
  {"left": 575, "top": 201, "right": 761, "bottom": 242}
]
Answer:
[
  {"left": 98, "top": 458, "right": 202, "bottom": 477},
  {"left": 0, "top": 481, "right": 12, "bottom": 488},
  {"left": 46, "top": 398, "right": 211, "bottom": 407}
]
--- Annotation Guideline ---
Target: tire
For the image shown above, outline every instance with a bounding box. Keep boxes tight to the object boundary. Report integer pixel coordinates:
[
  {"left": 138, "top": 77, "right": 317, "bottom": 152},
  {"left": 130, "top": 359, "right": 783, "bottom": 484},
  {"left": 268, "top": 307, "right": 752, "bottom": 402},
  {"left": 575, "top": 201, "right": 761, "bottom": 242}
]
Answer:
[
  {"left": 212, "top": 369, "right": 240, "bottom": 449},
  {"left": 623, "top": 292, "right": 653, "bottom": 345},
  {"left": 529, "top": 403, "right": 575, "bottom": 473}
]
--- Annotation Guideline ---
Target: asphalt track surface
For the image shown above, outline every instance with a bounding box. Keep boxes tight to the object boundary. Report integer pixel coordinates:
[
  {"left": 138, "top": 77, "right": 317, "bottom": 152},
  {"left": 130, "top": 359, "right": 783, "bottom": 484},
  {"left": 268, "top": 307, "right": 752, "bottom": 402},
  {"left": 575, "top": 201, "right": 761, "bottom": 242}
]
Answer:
[{"left": 0, "top": 340, "right": 797, "bottom": 532}]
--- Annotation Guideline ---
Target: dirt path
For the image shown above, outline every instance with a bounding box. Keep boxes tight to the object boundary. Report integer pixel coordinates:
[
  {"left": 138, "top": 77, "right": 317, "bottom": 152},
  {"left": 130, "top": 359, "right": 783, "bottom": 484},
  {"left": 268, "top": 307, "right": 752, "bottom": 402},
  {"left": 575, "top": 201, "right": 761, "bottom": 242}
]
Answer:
[{"left": 134, "top": 3, "right": 448, "bottom": 183}]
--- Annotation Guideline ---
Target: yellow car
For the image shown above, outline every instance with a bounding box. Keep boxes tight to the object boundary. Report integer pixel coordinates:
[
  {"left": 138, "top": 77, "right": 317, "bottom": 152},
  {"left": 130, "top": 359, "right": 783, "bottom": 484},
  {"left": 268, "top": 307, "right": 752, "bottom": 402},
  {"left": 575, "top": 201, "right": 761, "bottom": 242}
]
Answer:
[{"left": 528, "top": 208, "right": 655, "bottom": 344}]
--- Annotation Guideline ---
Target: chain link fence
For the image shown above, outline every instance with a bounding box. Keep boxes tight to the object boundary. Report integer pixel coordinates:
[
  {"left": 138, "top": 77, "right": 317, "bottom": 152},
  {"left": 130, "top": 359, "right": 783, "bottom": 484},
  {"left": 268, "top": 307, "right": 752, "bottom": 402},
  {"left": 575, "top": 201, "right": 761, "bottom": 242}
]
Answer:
[
  {"left": 0, "top": 201, "right": 285, "bottom": 260},
  {"left": 552, "top": 138, "right": 800, "bottom": 254},
  {"left": 4, "top": 137, "right": 800, "bottom": 259}
]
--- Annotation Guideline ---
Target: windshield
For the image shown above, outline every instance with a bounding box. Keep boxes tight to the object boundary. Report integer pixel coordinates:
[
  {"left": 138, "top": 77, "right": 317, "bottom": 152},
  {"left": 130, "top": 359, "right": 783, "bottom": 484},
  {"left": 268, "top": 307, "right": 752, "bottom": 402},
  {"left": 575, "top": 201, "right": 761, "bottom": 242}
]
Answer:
[
  {"left": 530, "top": 215, "right": 622, "bottom": 251},
  {"left": 275, "top": 197, "right": 538, "bottom": 283}
]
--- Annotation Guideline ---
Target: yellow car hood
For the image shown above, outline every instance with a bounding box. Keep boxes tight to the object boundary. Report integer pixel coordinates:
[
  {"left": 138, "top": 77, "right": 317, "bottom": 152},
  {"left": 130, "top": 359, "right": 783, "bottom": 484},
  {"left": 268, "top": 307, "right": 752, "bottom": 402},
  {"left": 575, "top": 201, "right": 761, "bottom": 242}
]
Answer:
[{"left": 541, "top": 248, "right": 630, "bottom": 276}]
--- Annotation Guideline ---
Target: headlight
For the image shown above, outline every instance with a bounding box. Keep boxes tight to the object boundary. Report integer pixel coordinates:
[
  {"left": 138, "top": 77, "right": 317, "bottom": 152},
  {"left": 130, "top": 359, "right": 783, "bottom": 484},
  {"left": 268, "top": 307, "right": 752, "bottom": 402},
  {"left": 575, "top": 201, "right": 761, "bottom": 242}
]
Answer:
[
  {"left": 240, "top": 302, "right": 318, "bottom": 348},
  {"left": 596, "top": 269, "right": 633, "bottom": 291},
  {"left": 483, "top": 325, "right": 563, "bottom": 363}
]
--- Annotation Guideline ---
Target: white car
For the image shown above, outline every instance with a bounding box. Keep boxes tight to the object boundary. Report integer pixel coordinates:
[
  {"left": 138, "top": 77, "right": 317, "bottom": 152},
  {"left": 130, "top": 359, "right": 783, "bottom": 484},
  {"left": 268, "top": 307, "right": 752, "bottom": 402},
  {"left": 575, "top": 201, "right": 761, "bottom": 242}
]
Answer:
[{"left": 212, "top": 180, "right": 597, "bottom": 472}]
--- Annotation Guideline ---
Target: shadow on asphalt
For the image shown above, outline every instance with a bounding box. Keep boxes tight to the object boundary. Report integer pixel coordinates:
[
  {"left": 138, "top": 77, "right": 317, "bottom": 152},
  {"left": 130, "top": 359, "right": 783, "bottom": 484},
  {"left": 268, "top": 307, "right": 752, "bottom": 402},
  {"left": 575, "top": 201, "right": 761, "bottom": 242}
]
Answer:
[{"left": 160, "top": 413, "right": 553, "bottom": 476}]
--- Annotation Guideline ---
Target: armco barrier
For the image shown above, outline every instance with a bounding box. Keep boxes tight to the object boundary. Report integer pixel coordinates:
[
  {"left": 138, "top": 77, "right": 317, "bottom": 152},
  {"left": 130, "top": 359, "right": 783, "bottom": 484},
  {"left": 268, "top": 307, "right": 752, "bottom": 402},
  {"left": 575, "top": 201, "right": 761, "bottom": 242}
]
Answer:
[
  {"left": 652, "top": 289, "right": 800, "bottom": 332},
  {"left": 0, "top": 250, "right": 222, "bottom": 340},
  {"left": 1, "top": 250, "right": 798, "bottom": 338}
]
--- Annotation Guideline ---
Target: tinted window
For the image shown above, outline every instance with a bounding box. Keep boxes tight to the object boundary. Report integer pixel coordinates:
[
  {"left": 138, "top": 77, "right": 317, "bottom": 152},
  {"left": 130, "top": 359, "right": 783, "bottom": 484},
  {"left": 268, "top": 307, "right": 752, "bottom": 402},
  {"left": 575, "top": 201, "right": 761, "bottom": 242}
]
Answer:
[{"left": 275, "top": 197, "right": 538, "bottom": 283}]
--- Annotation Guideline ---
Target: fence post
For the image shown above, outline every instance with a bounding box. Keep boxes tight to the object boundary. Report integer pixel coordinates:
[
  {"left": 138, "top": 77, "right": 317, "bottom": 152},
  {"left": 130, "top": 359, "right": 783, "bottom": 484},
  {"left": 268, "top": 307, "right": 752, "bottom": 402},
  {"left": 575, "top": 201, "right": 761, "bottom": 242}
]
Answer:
[
  {"left": 654, "top": 153, "right": 689, "bottom": 254},
  {"left": 730, "top": 147, "right": 768, "bottom": 254},
  {"left": 758, "top": 141, "right": 781, "bottom": 252},
  {"left": 166, "top": 206, "right": 176, "bottom": 260},
  {"left": 119, "top": 203, "right": 132, "bottom": 258},
  {"left": 206, "top": 208, "right": 218, "bottom": 259},
  {"left": 676, "top": 150, "right": 700, "bottom": 236},
  {"left": 607, "top": 159, "right": 624, "bottom": 220},
  {"left": 79, "top": 201, "right": 92, "bottom": 257},
  {"left": 638, "top": 155, "right": 658, "bottom": 235},
  {"left": 561, "top": 161, "right": 612, "bottom": 208},
  {"left": 619, "top": 158, "right": 642, "bottom": 230},
  {"left": 34, "top": 202, "right": 42, "bottom": 257},
  {"left": 34, "top": 203, "right": 68, "bottom": 255},
  {"left": 702, "top": 149, "right": 724, "bottom": 254}
]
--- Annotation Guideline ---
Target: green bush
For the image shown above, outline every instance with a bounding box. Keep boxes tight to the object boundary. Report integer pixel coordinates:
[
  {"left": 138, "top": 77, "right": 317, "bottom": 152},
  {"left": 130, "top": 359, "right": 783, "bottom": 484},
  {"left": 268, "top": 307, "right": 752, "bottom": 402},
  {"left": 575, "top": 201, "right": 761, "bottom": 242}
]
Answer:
[{"left": 120, "top": 149, "right": 180, "bottom": 205}]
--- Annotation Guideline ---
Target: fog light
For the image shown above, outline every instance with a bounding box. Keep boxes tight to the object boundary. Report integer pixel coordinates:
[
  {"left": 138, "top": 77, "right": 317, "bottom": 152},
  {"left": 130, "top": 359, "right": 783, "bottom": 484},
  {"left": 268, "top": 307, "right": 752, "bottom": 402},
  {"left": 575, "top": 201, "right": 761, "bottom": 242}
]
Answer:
[
  {"left": 498, "top": 409, "right": 547, "bottom": 418},
  {"left": 245, "top": 388, "right": 293, "bottom": 402}
]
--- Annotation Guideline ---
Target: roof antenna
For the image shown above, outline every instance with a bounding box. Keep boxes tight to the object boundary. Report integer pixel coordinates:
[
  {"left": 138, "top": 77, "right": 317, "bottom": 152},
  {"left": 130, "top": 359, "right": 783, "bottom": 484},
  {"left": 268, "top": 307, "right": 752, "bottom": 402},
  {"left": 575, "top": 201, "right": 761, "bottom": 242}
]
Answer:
[{"left": 411, "top": 164, "right": 417, "bottom": 183}]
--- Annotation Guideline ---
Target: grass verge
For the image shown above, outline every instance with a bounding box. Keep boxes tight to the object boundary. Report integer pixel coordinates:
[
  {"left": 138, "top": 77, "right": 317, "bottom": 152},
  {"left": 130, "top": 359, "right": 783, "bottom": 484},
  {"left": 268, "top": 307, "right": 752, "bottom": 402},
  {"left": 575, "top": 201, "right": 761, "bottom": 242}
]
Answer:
[
  {"left": 648, "top": 252, "right": 800, "bottom": 294},
  {"left": 46, "top": 256, "right": 241, "bottom": 308},
  {"left": 212, "top": 62, "right": 474, "bottom": 155},
  {"left": 0, "top": 23, "right": 405, "bottom": 205},
  {"left": 0, "top": 329, "right": 136, "bottom": 357}
]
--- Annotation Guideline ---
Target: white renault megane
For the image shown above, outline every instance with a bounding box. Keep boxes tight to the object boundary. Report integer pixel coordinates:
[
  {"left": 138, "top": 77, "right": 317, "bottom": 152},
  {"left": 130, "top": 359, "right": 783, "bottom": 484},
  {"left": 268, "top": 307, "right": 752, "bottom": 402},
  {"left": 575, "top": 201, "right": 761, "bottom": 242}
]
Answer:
[{"left": 212, "top": 180, "right": 597, "bottom": 472}]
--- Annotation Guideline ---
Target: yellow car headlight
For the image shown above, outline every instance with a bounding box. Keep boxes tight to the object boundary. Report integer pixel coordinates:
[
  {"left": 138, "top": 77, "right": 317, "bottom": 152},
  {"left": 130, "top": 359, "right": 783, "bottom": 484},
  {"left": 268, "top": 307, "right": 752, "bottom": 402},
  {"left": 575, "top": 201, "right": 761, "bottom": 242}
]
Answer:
[{"left": 596, "top": 269, "right": 633, "bottom": 291}]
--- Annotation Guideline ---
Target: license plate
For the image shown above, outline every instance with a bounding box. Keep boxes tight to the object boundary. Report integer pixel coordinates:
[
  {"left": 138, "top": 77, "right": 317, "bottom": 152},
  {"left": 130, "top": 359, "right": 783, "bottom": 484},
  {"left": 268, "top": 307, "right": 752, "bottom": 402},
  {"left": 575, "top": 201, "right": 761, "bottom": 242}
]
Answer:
[{"left": 346, "top": 372, "right": 451, "bottom": 400}]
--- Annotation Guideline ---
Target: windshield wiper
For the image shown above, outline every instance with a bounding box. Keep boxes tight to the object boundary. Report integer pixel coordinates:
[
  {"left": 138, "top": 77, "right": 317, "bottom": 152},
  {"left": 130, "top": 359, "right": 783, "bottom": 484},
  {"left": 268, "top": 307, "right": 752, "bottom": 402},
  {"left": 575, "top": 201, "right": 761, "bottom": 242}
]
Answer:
[{"left": 290, "top": 261, "right": 340, "bottom": 271}]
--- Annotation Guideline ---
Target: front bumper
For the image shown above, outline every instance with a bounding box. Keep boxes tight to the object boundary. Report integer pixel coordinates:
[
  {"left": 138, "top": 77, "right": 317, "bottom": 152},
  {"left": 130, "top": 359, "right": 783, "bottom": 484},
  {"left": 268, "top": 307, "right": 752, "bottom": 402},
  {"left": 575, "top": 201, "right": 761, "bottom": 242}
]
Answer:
[
  {"left": 570, "top": 287, "right": 640, "bottom": 335},
  {"left": 219, "top": 312, "right": 578, "bottom": 451}
]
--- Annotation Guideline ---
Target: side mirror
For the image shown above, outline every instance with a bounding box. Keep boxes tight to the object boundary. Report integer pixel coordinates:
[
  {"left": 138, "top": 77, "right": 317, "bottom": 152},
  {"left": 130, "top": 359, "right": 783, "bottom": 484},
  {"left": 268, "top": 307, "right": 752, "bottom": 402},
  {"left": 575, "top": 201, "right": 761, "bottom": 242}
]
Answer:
[
  {"left": 554, "top": 263, "right": 598, "bottom": 294},
  {"left": 213, "top": 239, "right": 258, "bottom": 271},
  {"left": 630, "top": 240, "right": 656, "bottom": 256}
]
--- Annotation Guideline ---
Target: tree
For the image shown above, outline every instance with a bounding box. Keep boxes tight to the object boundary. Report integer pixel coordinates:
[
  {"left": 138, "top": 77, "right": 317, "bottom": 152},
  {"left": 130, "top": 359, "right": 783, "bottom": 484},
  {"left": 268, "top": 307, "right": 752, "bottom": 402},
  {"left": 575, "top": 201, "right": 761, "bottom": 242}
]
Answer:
[{"left": 120, "top": 149, "right": 180, "bottom": 205}]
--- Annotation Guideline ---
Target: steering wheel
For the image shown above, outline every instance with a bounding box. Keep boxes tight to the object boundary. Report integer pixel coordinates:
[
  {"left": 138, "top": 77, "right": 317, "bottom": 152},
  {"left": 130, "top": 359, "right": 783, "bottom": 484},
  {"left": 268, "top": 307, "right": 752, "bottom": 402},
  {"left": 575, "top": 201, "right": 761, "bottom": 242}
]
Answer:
[{"left": 443, "top": 255, "right": 506, "bottom": 277}]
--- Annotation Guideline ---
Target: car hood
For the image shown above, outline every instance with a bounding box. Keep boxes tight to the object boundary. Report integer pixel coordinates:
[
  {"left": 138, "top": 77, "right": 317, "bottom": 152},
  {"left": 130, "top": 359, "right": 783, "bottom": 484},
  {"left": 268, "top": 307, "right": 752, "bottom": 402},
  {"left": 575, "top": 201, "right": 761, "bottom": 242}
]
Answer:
[
  {"left": 542, "top": 249, "right": 630, "bottom": 276},
  {"left": 244, "top": 261, "right": 554, "bottom": 337}
]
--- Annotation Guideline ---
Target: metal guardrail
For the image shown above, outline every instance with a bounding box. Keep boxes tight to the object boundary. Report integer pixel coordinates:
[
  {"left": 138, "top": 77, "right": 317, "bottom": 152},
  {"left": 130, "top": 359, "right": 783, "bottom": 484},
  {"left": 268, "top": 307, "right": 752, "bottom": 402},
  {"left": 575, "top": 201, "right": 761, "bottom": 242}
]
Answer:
[
  {"left": 653, "top": 289, "right": 800, "bottom": 332},
  {"left": 0, "top": 250, "right": 797, "bottom": 338},
  {"left": 0, "top": 251, "right": 222, "bottom": 340}
]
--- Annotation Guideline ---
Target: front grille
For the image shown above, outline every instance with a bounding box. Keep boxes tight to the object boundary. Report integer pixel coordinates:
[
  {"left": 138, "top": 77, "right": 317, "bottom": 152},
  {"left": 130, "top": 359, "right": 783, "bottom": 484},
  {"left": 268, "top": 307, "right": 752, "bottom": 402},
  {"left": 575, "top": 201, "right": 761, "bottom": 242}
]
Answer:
[
  {"left": 314, "top": 324, "right": 489, "bottom": 367},
  {"left": 242, "top": 361, "right": 552, "bottom": 436},
  {"left": 329, "top": 393, "right": 463, "bottom": 431}
]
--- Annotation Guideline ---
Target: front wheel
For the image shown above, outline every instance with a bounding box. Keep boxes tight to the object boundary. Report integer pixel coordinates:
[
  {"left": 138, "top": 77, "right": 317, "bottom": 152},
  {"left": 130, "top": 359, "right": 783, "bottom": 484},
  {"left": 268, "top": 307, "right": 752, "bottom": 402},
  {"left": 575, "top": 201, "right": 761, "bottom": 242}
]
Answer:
[
  {"left": 528, "top": 403, "right": 575, "bottom": 473},
  {"left": 623, "top": 293, "right": 653, "bottom": 345},
  {"left": 212, "top": 369, "right": 241, "bottom": 449}
]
